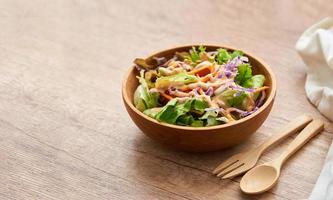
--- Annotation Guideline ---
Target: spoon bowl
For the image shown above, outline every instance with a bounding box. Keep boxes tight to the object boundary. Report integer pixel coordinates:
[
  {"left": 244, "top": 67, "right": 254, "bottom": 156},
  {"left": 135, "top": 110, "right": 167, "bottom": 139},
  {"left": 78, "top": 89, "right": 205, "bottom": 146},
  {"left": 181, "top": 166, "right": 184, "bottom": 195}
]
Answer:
[
  {"left": 239, "top": 120, "right": 324, "bottom": 195},
  {"left": 240, "top": 164, "right": 280, "bottom": 194}
]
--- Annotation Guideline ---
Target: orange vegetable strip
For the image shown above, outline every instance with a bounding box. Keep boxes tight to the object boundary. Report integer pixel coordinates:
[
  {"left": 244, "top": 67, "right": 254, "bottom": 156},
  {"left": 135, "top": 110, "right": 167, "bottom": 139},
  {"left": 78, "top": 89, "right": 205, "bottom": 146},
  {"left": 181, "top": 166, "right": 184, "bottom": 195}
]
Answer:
[
  {"left": 200, "top": 75, "right": 211, "bottom": 83},
  {"left": 160, "top": 92, "right": 173, "bottom": 100},
  {"left": 200, "top": 69, "right": 219, "bottom": 82},
  {"left": 198, "top": 88, "right": 205, "bottom": 95},
  {"left": 179, "top": 85, "right": 190, "bottom": 91},
  {"left": 196, "top": 68, "right": 211, "bottom": 77},
  {"left": 254, "top": 86, "right": 269, "bottom": 93},
  {"left": 188, "top": 64, "right": 214, "bottom": 75}
]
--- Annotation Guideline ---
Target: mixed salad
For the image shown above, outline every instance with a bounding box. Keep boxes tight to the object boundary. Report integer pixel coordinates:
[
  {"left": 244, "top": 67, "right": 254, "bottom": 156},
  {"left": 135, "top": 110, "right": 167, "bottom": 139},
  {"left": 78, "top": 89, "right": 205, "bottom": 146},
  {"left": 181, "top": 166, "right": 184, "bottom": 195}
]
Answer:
[{"left": 133, "top": 46, "right": 269, "bottom": 127}]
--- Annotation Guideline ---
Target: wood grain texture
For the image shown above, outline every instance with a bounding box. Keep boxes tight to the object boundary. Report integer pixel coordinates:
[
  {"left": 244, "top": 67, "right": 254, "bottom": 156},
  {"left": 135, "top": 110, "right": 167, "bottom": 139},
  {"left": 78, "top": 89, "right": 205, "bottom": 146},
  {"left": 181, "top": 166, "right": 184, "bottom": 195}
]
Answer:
[{"left": 0, "top": 0, "right": 332, "bottom": 199}]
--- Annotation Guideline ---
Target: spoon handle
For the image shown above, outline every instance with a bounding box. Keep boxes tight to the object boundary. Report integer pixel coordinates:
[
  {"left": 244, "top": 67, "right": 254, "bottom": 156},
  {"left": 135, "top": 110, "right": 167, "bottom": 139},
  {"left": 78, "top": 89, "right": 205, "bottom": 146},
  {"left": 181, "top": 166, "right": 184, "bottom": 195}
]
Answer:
[
  {"left": 274, "top": 119, "right": 324, "bottom": 167},
  {"left": 258, "top": 115, "right": 312, "bottom": 153}
]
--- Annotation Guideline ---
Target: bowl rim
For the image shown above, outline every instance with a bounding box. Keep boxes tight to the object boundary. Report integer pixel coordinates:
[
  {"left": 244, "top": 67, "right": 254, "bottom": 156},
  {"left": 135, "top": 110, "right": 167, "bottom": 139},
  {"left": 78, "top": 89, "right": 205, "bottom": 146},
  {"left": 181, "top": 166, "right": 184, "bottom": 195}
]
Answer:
[{"left": 122, "top": 44, "right": 277, "bottom": 131}]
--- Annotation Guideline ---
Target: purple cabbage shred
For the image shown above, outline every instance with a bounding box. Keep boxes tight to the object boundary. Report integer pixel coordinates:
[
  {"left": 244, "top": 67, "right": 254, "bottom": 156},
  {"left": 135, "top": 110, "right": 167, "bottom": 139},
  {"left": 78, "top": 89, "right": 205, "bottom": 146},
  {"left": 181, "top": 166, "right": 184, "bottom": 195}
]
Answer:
[{"left": 205, "top": 87, "right": 214, "bottom": 96}]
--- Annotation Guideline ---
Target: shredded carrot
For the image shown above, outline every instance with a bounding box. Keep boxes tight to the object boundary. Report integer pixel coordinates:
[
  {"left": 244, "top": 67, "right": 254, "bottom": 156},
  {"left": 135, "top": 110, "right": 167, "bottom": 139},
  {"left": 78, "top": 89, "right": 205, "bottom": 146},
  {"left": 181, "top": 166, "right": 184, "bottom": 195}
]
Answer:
[
  {"left": 160, "top": 92, "right": 173, "bottom": 100},
  {"left": 179, "top": 85, "right": 190, "bottom": 91},
  {"left": 200, "top": 70, "right": 219, "bottom": 82},
  {"left": 188, "top": 65, "right": 214, "bottom": 76},
  {"left": 200, "top": 75, "right": 211, "bottom": 83},
  {"left": 198, "top": 88, "right": 205, "bottom": 95},
  {"left": 255, "top": 86, "right": 269, "bottom": 93}
]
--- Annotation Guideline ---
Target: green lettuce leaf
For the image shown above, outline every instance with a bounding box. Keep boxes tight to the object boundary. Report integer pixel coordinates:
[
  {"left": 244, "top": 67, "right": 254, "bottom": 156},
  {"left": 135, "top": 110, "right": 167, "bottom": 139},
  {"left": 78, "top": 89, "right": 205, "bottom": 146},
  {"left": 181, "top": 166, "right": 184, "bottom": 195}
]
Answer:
[
  {"left": 190, "top": 120, "right": 204, "bottom": 127},
  {"left": 176, "top": 114, "right": 194, "bottom": 125},
  {"left": 188, "top": 46, "right": 206, "bottom": 63},
  {"left": 231, "top": 50, "right": 244, "bottom": 59},
  {"left": 235, "top": 64, "right": 252, "bottom": 86},
  {"left": 198, "top": 46, "right": 206, "bottom": 54},
  {"left": 215, "top": 49, "right": 244, "bottom": 64},
  {"left": 243, "top": 74, "right": 265, "bottom": 99},
  {"left": 216, "top": 117, "right": 229, "bottom": 123},
  {"left": 143, "top": 107, "right": 162, "bottom": 118},
  {"left": 206, "top": 117, "right": 223, "bottom": 126},
  {"left": 154, "top": 98, "right": 208, "bottom": 125},
  {"left": 192, "top": 98, "right": 208, "bottom": 114},
  {"left": 243, "top": 74, "right": 265, "bottom": 88},
  {"left": 215, "top": 48, "right": 231, "bottom": 64},
  {"left": 155, "top": 99, "right": 194, "bottom": 124},
  {"left": 155, "top": 99, "right": 179, "bottom": 124},
  {"left": 200, "top": 110, "right": 218, "bottom": 119},
  {"left": 189, "top": 46, "right": 200, "bottom": 63},
  {"left": 176, "top": 99, "right": 193, "bottom": 113},
  {"left": 199, "top": 110, "right": 223, "bottom": 126},
  {"left": 134, "top": 70, "right": 159, "bottom": 111},
  {"left": 228, "top": 92, "right": 248, "bottom": 107},
  {"left": 134, "top": 85, "right": 148, "bottom": 111},
  {"left": 214, "top": 89, "right": 248, "bottom": 110}
]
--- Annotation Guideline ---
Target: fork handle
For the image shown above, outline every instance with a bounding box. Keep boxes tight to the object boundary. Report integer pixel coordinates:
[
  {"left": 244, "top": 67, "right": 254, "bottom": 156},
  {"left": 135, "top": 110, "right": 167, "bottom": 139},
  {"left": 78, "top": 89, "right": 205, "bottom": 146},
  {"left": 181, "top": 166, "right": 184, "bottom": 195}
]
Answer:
[
  {"left": 257, "top": 115, "right": 312, "bottom": 154},
  {"left": 273, "top": 119, "right": 324, "bottom": 167}
]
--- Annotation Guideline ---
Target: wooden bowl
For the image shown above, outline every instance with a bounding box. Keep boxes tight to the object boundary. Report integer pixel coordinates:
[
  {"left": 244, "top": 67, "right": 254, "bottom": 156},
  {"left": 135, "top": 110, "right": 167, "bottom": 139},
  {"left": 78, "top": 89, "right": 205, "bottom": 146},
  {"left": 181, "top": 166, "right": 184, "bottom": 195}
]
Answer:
[{"left": 122, "top": 45, "right": 276, "bottom": 152}]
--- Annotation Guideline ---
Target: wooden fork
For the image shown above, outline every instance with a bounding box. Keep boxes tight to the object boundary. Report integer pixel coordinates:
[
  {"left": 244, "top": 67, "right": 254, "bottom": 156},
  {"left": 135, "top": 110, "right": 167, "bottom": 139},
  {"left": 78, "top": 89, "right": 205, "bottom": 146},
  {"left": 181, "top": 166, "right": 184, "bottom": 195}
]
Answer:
[{"left": 212, "top": 115, "right": 312, "bottom": 179}]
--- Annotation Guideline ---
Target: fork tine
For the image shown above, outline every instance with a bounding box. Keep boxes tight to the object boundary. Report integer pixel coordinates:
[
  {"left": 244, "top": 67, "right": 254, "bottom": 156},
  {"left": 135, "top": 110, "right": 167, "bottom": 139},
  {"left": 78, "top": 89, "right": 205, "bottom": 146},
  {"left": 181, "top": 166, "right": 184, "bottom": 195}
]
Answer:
[
  {"left": 221, "top": 164, "right": 252, "bottom": 179},
  {"left": 216, "top": 162, "right": 244, "bottom": 177},
  {"left": 212, "top": 156, "right": 239, "bottom": 175}
]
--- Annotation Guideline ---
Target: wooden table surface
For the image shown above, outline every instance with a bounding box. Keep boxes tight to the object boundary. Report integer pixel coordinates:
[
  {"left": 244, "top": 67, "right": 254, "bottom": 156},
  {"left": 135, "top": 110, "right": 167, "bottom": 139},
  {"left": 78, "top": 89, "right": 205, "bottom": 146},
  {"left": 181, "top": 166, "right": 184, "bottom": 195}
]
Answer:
[{"left": 0, "top": 0, "right": 333, "bottom": 199}]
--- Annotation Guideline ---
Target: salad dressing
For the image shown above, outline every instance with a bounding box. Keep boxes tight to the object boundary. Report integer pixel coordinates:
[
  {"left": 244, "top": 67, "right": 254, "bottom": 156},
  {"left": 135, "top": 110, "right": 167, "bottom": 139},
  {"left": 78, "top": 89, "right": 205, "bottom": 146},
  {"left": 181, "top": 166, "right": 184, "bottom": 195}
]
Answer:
[{"left": 133, "top": 46, "right": 269, "bottom": 127}]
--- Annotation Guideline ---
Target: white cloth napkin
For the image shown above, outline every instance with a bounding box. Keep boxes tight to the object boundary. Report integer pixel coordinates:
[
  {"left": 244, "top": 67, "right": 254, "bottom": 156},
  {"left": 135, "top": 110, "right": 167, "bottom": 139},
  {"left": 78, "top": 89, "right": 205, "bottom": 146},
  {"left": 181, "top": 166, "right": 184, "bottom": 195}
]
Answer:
[
  {"left": 295, "top": 18, "right": 333, "bottom": 200},
  {"left": 309, "top": 144, "right": 333, "bottom": 200}
]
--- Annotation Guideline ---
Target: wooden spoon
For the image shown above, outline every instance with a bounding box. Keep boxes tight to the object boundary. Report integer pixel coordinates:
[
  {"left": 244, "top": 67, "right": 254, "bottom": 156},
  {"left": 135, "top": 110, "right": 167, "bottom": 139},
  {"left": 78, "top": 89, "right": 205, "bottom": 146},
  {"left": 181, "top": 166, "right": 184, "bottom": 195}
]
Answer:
[
  {"left": 213, "top": 115, "right": 312, "bottom": 178},
  {"left": 240, "top": 119, "right": 324, "bottom": 194}
]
